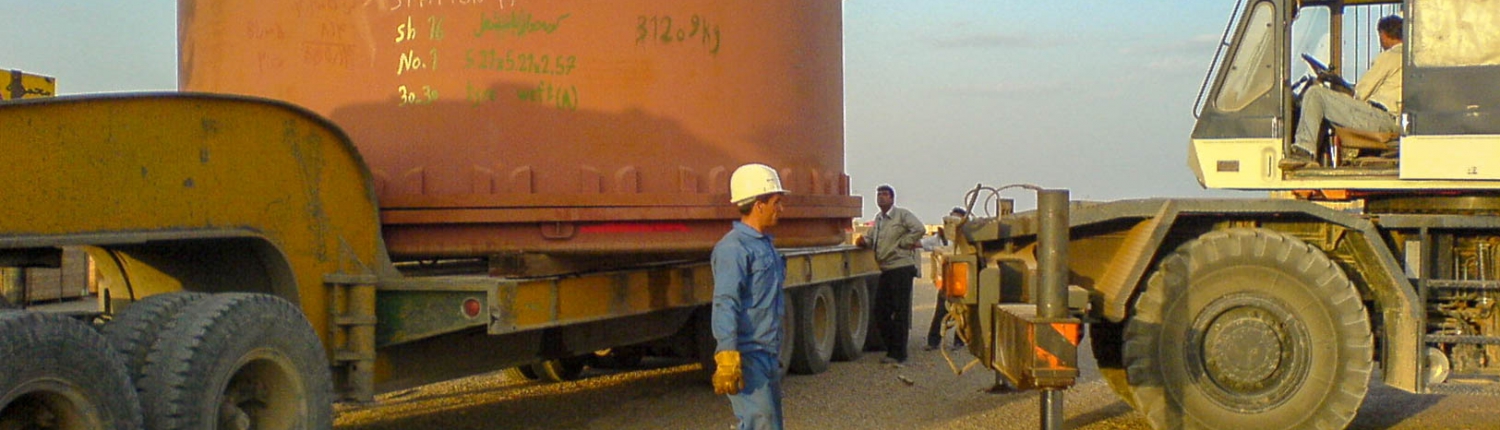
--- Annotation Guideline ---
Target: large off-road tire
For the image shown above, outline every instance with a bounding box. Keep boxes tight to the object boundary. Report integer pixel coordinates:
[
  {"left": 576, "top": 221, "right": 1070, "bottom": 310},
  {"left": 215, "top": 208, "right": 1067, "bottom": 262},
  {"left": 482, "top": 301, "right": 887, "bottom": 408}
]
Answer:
[
  {"left": 529, "top": 357, "right": 588, "bottom": 383},
  {"left": 831, "top": 279, "right": 870, "bottom": 361},
  {"left": 1123, "top": 228, "right": 1373, "bottom": 430},
  {"left": 790, "top": 284, "right": 837, "bottom": 374},
  {"left": 103, "top": 292, "right": 208, "bottom": 384},
  {"left": 0, "top": 312, "right": 142, "bottom": 430},
  {"left": 139, "top": 293, "right": 333, "bottom": 430},
  {"left": 1089, "top": 321, "right": 1136, "bottom": 410}
]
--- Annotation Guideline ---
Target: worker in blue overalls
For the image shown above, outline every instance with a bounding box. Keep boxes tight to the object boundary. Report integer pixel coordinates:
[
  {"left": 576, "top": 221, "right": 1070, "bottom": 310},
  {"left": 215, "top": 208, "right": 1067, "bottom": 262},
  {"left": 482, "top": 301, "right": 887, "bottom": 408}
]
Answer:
[{"left": 711, "top": 163, "right": 789, "bottom": 430}]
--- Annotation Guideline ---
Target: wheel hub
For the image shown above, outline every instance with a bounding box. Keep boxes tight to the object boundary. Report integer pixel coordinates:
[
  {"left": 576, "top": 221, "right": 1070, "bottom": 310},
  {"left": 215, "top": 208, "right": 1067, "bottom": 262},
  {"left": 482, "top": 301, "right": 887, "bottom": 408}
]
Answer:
[
  {"left": 1203, "top": 307, "right": 1286, "bottom": 391},
  {"left": 1187, "top": 293, "right": 1309, "bottom": 412}
]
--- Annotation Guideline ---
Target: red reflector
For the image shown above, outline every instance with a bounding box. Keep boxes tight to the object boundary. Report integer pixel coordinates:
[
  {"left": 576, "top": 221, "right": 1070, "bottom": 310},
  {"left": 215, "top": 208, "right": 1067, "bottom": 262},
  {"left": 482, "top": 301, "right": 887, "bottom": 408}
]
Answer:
[{"left": 462, "top": 298, "right": 482, "bottom": 318}]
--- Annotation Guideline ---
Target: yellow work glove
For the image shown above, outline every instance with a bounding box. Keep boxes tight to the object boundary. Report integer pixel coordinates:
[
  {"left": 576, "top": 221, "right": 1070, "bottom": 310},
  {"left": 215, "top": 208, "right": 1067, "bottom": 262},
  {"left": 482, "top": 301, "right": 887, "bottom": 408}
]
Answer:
[{"left": 712, "top": 350, "right": 744, "bottom": 395}]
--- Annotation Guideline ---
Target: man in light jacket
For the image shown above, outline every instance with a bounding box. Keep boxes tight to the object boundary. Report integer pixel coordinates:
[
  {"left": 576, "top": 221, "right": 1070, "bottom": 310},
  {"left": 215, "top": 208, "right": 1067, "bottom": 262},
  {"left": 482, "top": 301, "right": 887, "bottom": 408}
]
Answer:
[{"left": 857, "top": 184, "right": 925, "bottom": 364}]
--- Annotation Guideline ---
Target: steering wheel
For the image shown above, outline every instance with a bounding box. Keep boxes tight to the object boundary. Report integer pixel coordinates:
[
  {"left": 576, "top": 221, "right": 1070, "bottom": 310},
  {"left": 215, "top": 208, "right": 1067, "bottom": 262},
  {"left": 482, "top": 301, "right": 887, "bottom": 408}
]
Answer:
[
  {"left": 1301, "top": 54, "right": 1354, "bottom": 93},
  {"left": 1301, "top": 53, "right": 1331, "bottom": 76}
]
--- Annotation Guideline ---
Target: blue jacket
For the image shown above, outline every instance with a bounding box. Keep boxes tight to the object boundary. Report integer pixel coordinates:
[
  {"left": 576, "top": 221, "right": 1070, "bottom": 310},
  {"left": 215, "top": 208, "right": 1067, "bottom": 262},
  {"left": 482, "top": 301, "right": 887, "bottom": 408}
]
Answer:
[{"left": 711, "top": 221, "right": 786, "bottom": 356}]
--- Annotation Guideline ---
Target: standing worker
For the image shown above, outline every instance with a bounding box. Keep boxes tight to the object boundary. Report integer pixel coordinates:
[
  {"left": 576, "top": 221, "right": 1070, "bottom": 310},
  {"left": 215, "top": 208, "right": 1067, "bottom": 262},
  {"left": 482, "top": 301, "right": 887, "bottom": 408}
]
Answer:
[
  {"left": 857, "top": 184, "right": 925, "bottom": 364},
  {"left": 924, "top": 207, "right": 967, "bottom": 351},
  {"left": 711, "top": 163, "right": 790, "bottom": 430}
]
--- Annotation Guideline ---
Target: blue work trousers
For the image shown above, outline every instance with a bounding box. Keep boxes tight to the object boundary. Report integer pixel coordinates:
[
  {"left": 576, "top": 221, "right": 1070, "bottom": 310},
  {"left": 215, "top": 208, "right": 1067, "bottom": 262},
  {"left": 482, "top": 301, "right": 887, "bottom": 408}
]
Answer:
[{"left": 728, "top": 350, "right": 783, "bottom": 430}]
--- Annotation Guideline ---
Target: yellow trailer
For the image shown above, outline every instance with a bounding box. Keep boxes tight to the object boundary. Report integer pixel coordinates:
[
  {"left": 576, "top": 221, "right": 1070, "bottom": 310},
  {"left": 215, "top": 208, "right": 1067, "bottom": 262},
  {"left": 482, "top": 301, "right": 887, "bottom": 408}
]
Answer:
[{"left": 0, "top": 93, "right": 879, "bottom": 428}]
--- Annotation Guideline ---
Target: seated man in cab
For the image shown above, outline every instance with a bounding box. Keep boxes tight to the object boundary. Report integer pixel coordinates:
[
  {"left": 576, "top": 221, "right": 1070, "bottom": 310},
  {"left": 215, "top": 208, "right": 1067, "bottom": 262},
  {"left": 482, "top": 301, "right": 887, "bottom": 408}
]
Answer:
[{"left": 1281, "top": 15, "right": 1403, "bottom": 170}]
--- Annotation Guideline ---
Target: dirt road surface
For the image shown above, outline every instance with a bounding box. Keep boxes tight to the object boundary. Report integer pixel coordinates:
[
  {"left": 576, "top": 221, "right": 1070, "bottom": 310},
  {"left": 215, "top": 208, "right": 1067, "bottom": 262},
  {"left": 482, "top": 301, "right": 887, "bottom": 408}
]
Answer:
[{"left": 336, "top": 264, "right": 1500, "bottom": 430}]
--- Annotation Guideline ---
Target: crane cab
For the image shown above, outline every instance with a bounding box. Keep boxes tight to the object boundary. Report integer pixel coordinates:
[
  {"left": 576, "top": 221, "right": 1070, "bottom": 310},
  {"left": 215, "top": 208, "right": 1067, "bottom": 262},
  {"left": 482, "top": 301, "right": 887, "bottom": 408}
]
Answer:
[{"left": 1190, "top": 0, "right": 1500, "bottom": 192}]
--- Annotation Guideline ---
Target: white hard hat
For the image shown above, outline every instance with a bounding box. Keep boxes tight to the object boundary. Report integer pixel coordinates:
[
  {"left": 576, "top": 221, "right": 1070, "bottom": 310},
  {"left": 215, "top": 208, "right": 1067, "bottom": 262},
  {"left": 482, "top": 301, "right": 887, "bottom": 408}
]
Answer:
[{"left": 729, "top": 163, "right": 788, "bottom": 205}]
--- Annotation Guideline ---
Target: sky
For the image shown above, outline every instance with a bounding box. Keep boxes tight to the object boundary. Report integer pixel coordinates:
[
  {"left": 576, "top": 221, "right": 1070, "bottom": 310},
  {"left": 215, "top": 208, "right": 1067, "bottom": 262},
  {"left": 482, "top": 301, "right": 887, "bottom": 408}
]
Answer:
[{"left": 2, "top": 1, "right": 1251, "bottom": 224}]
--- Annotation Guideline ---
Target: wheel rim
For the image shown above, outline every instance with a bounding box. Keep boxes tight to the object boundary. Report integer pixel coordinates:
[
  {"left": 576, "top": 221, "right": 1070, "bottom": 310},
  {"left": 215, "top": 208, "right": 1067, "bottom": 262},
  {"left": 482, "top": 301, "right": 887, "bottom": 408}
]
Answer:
[
  {"left": 0, "top": 379, "right": 102, "bottom": 430},
  {"left": 1187, "top": 293, "right": 1309, "bottom": 413},
  {"left": 219, "top": 348, "right": 304, "bottom": 430}
]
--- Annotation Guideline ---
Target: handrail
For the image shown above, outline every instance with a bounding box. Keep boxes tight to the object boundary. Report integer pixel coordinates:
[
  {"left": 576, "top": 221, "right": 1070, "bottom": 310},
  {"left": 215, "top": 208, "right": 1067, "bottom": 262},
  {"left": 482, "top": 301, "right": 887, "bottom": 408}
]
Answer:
[{"left": 1193, "top": 0, "right": 1247, "bottom": 119}]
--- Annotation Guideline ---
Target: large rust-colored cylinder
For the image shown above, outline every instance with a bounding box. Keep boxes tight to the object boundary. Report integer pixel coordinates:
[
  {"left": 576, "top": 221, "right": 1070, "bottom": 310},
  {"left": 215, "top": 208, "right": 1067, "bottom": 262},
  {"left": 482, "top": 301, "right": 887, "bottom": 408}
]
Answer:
[{"left": 179, "top": 0, "right": 854, "bottom": 259}]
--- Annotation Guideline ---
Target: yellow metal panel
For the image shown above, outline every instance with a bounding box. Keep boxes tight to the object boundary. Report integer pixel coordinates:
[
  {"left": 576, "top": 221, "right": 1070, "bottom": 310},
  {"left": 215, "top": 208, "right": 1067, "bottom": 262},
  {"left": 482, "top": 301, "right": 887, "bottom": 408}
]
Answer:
[
  {"left": 1194, "top": 137, "right": 1500, "bottom": 190},
  {"left": 0, "top": 94, "right": 391, "bottom": 350},
  {"left": 557, "top": 276, "right": 613, "bottom": 321},
  {"left": 3, "top": 70, "right": 55, "bottom": 100},
  {"left": 1401, "top": 135, "right": 1500, "bottom": 180},
  {"left": 512, "top": 280, "right": 554, "bottom": 327}
]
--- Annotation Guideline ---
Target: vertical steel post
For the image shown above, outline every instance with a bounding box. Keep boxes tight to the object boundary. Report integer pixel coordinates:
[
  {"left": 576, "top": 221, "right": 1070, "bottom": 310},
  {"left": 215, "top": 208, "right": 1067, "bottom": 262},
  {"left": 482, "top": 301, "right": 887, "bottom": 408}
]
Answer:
[{"left": 1036, "top": 189, "right": 1069, "bottom": 430}]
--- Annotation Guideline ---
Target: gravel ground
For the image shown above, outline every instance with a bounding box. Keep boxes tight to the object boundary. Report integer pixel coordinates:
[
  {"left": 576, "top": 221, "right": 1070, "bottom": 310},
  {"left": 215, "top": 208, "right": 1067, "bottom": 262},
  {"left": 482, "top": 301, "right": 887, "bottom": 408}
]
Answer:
[{"left": 336, "top": 268, "right": 1500, "bottom": 429}]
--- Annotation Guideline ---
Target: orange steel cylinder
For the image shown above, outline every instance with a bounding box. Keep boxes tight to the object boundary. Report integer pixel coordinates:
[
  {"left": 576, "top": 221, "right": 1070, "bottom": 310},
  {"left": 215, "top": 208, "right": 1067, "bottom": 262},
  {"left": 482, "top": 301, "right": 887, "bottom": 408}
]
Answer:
[{"left": 179, "top": 0, "right": 855, "bottom": 258}]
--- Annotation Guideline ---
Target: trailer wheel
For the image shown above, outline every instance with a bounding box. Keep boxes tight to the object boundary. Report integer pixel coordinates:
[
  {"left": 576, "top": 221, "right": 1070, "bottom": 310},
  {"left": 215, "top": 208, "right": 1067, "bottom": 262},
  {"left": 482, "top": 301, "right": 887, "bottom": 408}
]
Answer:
[
  {"left": 529, "top": 357, "right": 588, "bottom": 383},
  {"left": 831, "top": 279, "right": 870, "bottom": 361},
  {"left": 0, "top": 312, "right": 142, "bottom": 430},
  {"left": 1124, "top": 228, "right": 1372, "bottom": 430},
  {"left": 502, "top": 367, "right": 539, "bottom": 382},
  {"left": 140, "top": 293, "right": 332, "bottom": 430},
  {"left": 103, "top": 292, "right": 208, "bottom": 384},
  {"left": 790, "top": 284, "right": 837, "bottom": 374}
]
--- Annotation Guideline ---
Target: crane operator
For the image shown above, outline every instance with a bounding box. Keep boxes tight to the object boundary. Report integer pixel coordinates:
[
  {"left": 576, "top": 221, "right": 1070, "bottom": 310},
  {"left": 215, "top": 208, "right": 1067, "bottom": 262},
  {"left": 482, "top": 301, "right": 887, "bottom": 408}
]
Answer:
[{"left": 1281, "top": 15, "right": 1403, "bottom": 170}]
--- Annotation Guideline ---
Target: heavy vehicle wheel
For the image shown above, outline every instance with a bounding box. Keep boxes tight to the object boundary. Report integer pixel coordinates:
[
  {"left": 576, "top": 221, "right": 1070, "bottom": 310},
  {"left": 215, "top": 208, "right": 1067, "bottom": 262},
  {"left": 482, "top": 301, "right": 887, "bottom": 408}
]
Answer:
[
  {"left": 1123, "top": 228, "right": 1372, "bottom": 430},
  {"left": 789, "top": 284, "right": 837, "bottom": 374},
  {"left": 140, "top": 293, "right": 333, "bottom": 430},
  {"left": 103, "top": 292, "right": 208, "bottom": 384},
  {"left": 0, "top": 312, "right": 143, "bottom": 430},
  {"left": 831, "top": 279, "right": 870, "bottom": 361},
  {"left": 502, "top": 367, "right": 539, "bottom": 382},
  {"left": 1089, "top": 321, "right": 1136, "bottom": 410},
  {"left": 778, "top": 294, "right": 795, "bottom": 378},
  {"left": 591, "top": 348, "right": 645, "bottom": 369},
  {"left": 529, "top": 356, "right": 588, "bottom": 383}
]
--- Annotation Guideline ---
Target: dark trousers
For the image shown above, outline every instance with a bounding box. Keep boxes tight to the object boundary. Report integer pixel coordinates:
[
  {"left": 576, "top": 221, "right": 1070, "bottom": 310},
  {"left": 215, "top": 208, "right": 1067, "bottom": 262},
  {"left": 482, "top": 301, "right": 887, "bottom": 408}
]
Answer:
[
  {"left": 926, "top": 291, "right": 961, "bottom": 348},
  {"left": 873, "top": 265, "right": 917, "bottom": 361}
]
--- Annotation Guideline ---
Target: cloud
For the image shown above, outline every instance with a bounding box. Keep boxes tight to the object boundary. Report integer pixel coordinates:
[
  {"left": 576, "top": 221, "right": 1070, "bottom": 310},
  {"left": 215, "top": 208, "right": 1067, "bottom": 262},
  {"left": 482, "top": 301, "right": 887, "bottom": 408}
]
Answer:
[{"left": 927, "top": 32, "right": 1065, "bottom": 49}]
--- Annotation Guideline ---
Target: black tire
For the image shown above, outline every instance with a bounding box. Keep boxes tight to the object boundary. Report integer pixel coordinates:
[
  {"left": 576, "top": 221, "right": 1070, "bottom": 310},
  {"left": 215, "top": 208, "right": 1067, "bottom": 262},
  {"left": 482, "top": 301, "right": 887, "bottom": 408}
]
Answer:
[
  {"left": 778, "top": 293, "right": 795, "bottom": 378},
  {"left": 591, "top": 348, "right": 645, "bottom": 369},
  {"left": 831, "top": 279, "right": 870, "bottom": 361},
  {"left": 502, "top": 367, "right": 539, "bottom": 382},
  {"left": 103, "top": 292, "right": 208, "bottom": 385},
  {"left": 1089, "top": 321, "right": 1136, "bottom": 410},
  {"left": 139, "top": 293, "right": 333, "bottom": 430},
  {"left": 1123, "top": 228, "right": 1372, "bottom": 430},
  {"left": 529, "top": 356, "right": 588, "bottom": 383},
  {"left": 0, "top": 312, "right": 142, "bottom": 430},
  {"left": 789, "top": 284, "right": 836, "bottom": 374}
]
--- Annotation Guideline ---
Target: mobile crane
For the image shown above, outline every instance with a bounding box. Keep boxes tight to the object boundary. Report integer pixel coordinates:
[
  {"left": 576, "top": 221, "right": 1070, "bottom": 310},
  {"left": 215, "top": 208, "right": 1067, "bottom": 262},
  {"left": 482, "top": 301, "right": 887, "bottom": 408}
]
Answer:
[{"left": 944, "top": 0, "right": 1500, "bottom": 428}]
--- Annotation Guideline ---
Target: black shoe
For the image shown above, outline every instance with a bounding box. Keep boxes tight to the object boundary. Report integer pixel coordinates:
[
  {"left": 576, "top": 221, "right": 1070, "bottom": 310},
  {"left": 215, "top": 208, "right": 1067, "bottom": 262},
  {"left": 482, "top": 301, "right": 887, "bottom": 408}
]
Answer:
[
  {"left": 923, "top": 343, "right": 938, "bottom": 351},
  {"left": 1279, "top": 146, "right": 1317, "bottom": 170}
]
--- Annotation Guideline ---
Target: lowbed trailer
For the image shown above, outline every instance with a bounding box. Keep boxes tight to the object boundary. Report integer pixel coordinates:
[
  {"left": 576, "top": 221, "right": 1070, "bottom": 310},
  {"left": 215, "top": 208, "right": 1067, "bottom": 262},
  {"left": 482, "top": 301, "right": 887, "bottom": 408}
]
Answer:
[{"left": 0, "top": 94, "right": 878, "bottom": 428}]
